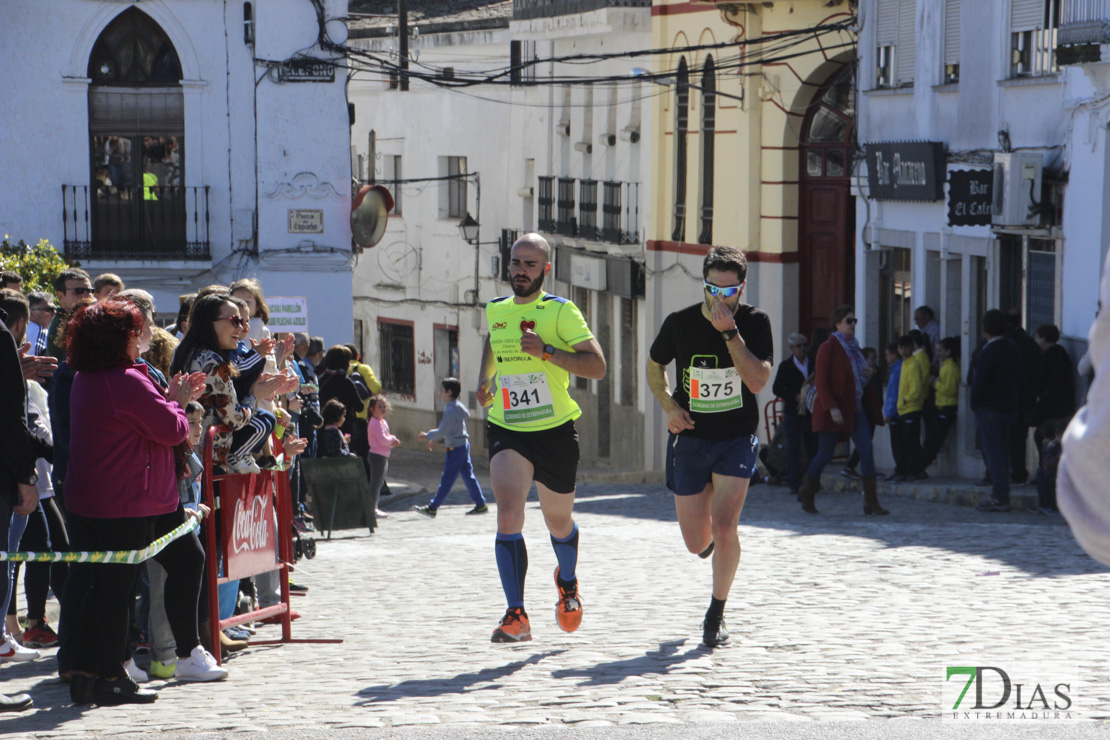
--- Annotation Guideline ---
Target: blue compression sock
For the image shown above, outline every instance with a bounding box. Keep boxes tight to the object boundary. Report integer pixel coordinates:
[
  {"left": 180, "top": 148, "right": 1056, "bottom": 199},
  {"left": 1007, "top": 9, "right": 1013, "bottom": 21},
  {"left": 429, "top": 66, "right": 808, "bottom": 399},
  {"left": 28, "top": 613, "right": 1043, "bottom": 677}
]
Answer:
[
  {"left": 550, "top": 523, "right": 579, "bottom": 582},
  {"left": 494, "top": 532, "right": 528, "bottom": 609}
]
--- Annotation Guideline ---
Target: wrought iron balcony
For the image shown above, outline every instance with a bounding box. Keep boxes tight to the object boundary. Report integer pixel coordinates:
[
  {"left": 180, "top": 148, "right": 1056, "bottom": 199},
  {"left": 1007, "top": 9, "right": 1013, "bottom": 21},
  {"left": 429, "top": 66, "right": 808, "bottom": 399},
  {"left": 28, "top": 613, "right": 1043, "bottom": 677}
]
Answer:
[
  {"left": 1058, "top": 0, "right": 1110, "bottom": 63},
  {"left": 513, "top": 0, "right": 650, "bottom": 21},
  {"left": 63, "top": 184, "right": 210, "bottom": 261},
  {"left": 537, "top": 176, "right": 640, "bottom": 245}
]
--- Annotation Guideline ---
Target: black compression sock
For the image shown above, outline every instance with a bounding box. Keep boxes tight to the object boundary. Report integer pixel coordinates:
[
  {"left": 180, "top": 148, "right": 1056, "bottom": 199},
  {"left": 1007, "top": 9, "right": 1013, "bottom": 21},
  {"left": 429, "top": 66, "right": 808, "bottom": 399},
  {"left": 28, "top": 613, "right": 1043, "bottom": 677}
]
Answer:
[{"left": 706, "top": 597, "right": 726, "bottom": 624}]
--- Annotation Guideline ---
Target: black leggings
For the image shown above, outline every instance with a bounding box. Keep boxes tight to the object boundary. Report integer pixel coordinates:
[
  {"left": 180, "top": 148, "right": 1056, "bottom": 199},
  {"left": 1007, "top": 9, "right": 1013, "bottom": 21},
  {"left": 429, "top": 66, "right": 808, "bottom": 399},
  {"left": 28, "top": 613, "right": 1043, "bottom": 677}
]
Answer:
[
  {"left": 21, "top": 498, "right": 69, "bottom": 622},
  {"left": 64, "top": 508, "right": 204, "bottom": 678}
]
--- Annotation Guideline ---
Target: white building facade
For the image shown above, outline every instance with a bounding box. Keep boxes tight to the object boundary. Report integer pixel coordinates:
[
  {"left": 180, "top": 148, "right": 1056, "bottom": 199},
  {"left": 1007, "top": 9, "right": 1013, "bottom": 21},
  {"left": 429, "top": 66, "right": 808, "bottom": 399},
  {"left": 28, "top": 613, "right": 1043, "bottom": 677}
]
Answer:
[
  {"left": 0, "top": 0, "right": 354, "bottom": 343},
  {"left": 856, "top": 0, "right": 1104, "bottom": 477},
  {"left": 348, "top": 0, "right": 654, "bottom": 468}
]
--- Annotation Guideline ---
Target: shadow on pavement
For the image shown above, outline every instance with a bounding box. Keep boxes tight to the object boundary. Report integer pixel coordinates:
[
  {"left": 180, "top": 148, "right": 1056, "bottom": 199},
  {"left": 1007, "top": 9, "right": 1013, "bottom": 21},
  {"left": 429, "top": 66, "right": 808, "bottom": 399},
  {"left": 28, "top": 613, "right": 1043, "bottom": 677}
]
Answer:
[
  {"left": 550, "top": 639, "right": 702, "bottom": 686},
  {"left": 354, "top": 649, "right": 566, "bottom": 705},
  {"left": 571, "top": 484, "right": 1107, "bottom": 579}
]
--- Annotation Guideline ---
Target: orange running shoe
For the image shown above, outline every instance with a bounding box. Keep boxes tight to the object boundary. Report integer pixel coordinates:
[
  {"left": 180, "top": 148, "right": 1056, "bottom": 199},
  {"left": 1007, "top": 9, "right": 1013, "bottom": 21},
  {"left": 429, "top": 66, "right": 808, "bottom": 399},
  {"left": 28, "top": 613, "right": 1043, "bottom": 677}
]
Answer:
[
  {"left": 490, "top": 607, "right": 532, "bottom": 643},
  {"left": 554, "top": 567, "right": 582, "bottom": 633}
]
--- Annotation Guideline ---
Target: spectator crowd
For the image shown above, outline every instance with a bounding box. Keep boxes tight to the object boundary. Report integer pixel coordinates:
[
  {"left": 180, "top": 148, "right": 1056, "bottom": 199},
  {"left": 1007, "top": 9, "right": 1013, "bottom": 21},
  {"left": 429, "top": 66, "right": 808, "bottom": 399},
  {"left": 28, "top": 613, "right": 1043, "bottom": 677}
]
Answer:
[
  {"left": 771, "top": 302, "right": 1080, "bottom": 518},
  {"left": 0, "top": 267, "right": 423, "bottom": 711}
]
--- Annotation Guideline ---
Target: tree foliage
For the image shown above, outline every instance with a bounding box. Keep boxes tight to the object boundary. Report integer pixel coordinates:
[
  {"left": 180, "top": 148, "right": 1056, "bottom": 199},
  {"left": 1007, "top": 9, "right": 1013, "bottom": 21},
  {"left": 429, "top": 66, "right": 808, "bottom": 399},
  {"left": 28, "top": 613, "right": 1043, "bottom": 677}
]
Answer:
[{"left": 0, "top": 238, "right": 74, "bottom": 294}]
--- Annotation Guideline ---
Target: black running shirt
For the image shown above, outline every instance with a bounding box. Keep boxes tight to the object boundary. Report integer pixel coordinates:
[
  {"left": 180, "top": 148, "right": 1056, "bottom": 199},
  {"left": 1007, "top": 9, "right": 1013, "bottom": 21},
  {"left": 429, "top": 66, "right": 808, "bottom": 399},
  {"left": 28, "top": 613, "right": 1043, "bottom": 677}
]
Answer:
[{"left": 649, "top": 302, "right": 774, "bottom": 440}]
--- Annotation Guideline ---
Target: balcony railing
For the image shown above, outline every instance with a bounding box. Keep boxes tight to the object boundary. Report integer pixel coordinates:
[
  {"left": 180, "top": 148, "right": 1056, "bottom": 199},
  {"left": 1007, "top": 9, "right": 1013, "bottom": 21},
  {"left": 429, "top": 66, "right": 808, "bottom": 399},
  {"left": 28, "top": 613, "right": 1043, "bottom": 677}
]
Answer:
[
  {"left": 513, "top": 0, "right": 650, "bottom": 21},
  {"left": 63, "top": 184, "right": 211, "bottom": 260},
  {"left": 1059, "top": 0, "right": 1110, "bottom": 60},
  {"left": 537, "top": 177, "right": 640, "bottom": 245}
]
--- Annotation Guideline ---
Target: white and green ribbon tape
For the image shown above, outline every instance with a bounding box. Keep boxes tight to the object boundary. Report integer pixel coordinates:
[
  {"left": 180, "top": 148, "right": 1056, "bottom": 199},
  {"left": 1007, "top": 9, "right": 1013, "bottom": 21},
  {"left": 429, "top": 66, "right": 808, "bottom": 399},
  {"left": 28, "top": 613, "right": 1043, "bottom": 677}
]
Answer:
[{"left": 0, "top": 517, "right": 199, "bottom": 564}]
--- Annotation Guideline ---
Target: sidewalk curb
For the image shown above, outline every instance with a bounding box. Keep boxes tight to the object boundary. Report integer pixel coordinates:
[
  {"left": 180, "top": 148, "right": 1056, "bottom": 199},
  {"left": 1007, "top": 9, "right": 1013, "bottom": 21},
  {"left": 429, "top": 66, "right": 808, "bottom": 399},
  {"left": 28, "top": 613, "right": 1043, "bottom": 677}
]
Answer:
[{"left": 818, "top": 472, "right": 1042, "bottom": 511}]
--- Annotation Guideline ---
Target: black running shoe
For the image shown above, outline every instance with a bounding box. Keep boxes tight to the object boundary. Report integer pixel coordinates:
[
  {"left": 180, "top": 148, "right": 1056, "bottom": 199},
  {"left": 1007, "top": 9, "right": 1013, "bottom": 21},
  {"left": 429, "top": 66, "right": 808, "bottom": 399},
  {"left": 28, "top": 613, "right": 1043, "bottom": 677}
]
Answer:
[
  {"left": 94, "top": 675, "right": 158, "bottom": 705},
  {"left": 702, "top": 618, "right": 730, "bottom": 648},
  {"left": 698, "top": 541, "right": 715, "bottom": 559}
]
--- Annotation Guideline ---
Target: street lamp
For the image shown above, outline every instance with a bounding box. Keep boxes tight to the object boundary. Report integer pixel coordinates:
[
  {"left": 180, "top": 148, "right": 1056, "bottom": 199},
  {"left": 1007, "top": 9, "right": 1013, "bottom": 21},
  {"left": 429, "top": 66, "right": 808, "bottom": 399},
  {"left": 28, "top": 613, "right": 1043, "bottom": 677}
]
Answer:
[
  {"left": 630, "top": 66, "right": 744, "bottom": 106},
  {"left": 458, "top": 212, "right": 480, "bottom": 245}
]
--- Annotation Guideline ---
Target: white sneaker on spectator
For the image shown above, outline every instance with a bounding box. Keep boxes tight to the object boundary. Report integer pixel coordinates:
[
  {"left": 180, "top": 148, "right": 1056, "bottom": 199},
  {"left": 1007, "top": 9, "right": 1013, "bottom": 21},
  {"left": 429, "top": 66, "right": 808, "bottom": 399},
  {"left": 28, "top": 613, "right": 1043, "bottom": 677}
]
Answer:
[
  {"left": 124, "top": 658, "right": 149, "bottom": 683},
  {"left": 175, "top": 646, "right": 228, "bottom": 682},
  {"left": 0, "top": 635, "right": 38, "bottom": 663},
  {"left": 228, "top": 456, "right": 262, "bottom": 475},
  {"left": 375, "top": 509, "right": 390, "bottom": 520}
]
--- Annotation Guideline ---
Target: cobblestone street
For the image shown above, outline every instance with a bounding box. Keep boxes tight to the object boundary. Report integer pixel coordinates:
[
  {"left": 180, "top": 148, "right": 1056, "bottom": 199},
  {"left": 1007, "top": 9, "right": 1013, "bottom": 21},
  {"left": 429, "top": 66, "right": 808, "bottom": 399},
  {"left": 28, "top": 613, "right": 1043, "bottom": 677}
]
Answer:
[{"left": 3, "top": 477, "right": 1108, "bottom": 736}]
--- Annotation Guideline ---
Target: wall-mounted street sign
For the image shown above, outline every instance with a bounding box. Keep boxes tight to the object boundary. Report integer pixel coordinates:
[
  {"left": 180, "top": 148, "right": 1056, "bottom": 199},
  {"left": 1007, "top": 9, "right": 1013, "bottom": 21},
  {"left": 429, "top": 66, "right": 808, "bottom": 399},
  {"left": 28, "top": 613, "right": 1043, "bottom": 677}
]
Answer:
[
  {"left": 288, "top": 209, "right": 324, "bottom": 234},
  {"left": 947, "top": 169, "right": 993, "bottom": 227},
  {"left": 278, "top": 59, "right": 336, "bottom": 83},
  {"left": 865, "top": 141, "right": 946, "bottom": 202}
]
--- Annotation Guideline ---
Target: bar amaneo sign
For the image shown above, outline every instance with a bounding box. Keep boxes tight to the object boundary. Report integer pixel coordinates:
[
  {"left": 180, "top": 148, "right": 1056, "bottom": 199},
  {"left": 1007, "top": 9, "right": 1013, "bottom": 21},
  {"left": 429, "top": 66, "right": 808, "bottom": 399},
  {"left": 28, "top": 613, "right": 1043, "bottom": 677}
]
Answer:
[{"left": 865, "top": 141, "right": 946, "bottom": 202}]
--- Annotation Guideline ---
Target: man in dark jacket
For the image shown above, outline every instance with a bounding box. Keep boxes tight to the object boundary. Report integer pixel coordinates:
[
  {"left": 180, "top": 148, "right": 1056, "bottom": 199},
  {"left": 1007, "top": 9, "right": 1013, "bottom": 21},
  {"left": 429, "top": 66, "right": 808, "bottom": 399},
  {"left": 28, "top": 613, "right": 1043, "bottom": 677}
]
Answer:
[
  {"left": 973, "top": 310, "right": 1023, "bottom": 512},
  {"left": 771, "top": 332, "right": 815, "bottom": 492},
  {"left": 0, "top": 299, "right": 42, "bottom": 711},
  {"left": 1004, "top": 308, "right": 1042, "bottom": 484}
]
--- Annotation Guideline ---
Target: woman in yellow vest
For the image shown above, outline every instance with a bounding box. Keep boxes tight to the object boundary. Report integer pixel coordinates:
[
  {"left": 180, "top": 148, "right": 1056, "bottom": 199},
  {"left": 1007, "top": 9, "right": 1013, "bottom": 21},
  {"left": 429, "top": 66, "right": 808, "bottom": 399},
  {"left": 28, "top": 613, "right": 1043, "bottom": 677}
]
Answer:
[{"left": 922, "top": 337, "right": 960, "bottom": 470}]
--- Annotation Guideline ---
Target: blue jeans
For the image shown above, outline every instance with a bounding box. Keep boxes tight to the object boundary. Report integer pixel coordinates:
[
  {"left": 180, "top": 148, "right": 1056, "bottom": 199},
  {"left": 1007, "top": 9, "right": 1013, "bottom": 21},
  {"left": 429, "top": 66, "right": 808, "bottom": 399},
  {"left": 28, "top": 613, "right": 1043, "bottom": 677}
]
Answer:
[
  {"left": 782, "top": 414, "right": 816, "bottom": 491},
  {"left": 976, "top": 408, "right": 1017, "bottom": 504},
  {"left": 429, "top": 442, "right": 486, "bottom": 509},
  {"left": 807, "top": 408, "right": 875, "bottom": 479}
]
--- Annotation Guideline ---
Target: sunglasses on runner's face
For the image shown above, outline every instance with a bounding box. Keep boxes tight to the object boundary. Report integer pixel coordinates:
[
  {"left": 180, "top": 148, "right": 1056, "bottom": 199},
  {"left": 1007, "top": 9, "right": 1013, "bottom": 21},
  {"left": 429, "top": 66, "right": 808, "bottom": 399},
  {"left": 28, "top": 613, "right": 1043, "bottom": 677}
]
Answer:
[
  {"left": 703, "top": 282, "right": 744, "bottom": 298},
  {"left": 215, "top": 315, "right": 249, "bottom": 329}
]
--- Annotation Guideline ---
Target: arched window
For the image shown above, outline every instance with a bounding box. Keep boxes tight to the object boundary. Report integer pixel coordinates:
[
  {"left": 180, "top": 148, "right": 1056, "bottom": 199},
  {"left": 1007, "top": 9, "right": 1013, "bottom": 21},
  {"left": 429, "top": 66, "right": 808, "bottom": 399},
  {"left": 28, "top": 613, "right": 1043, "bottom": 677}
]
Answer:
[
  {"left": 671, "top": 57, "right": 689, "bottom": 243},
  {"left": 80, "top": 9, "right": 196, "bottom": 259},
  {"left": 88, "top": 8, "right": 182, "bottom": 85},
  {"left": 697, "top": 56, "right": 716, "bottom": 246}
]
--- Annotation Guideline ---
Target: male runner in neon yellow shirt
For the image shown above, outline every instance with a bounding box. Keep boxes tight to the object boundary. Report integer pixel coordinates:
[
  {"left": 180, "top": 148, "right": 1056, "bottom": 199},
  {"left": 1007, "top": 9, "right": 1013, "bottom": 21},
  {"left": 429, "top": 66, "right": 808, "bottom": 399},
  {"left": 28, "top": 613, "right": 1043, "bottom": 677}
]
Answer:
[{"left": 476, "top": 233, "right": 606, "bottom": 643}]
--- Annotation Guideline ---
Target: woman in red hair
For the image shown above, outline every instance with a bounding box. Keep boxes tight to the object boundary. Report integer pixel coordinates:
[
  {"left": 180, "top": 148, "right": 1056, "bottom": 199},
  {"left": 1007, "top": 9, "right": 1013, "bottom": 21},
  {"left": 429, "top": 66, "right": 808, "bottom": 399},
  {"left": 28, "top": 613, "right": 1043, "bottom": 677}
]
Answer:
[{"left": 61, "top": 300, "right": 224, "bottom": 706}]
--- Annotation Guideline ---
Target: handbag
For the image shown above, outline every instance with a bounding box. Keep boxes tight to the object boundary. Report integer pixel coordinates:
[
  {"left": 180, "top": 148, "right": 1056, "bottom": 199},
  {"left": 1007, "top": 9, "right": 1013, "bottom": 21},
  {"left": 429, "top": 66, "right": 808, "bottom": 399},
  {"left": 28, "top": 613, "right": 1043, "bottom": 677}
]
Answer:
[{"left": 799, "top": 372, "right": 817, "bottom": 416}]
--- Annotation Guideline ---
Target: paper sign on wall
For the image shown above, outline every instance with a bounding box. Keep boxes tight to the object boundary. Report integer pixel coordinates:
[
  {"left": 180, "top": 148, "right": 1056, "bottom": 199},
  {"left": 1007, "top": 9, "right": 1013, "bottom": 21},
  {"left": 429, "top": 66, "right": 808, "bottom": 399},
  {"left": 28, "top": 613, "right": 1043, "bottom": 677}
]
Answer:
[{"left": 267, "top": 296, "right": 308, "bottom": 331}]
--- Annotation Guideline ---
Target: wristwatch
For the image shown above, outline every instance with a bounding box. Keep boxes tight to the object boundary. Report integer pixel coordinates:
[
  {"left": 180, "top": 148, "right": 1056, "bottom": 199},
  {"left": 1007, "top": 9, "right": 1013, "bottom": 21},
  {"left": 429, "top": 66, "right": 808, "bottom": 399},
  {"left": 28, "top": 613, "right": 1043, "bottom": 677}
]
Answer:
[
  {"left": 19, "top": 472, "right": 37, "bottom": 487},
  {"left": 721, "top": 328, "right": 739, "bottom": 342},
  {"left": 541, "top": 344, "right": 556, "bottom": 361}
]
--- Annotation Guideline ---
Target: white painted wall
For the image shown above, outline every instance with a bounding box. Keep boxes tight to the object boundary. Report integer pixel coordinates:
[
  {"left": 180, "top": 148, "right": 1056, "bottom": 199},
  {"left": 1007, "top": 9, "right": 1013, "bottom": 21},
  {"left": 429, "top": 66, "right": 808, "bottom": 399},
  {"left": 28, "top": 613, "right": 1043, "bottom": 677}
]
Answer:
[
  {"left": 857, "top": 0, "right": 1108, "bottom": 477},
  {"left": 0, "top": 0, "right": 353, "bottom": 343}
]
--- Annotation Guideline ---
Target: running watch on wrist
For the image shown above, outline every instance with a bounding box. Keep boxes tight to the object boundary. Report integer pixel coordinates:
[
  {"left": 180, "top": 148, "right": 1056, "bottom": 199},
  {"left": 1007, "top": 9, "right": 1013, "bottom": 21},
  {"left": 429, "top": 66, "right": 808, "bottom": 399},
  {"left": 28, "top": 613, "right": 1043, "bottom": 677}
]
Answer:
[
  {"left": 721, "top": 328, "right": 739, "bottom": 342},
  {"left": 542, "top": 344, "right": 556, "bottom": 361}
]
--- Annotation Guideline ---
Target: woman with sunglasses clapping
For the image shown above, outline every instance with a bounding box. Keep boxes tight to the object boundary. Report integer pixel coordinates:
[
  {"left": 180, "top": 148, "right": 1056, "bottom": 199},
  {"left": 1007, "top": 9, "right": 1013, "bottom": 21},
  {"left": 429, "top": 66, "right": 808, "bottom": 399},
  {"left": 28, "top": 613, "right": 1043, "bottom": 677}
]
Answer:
[
  {"left": 799, "top": 305, "right": 889, "bottom": 516},
  {"left": 169, "top": 294, "right": 288, "bottom": 474}
]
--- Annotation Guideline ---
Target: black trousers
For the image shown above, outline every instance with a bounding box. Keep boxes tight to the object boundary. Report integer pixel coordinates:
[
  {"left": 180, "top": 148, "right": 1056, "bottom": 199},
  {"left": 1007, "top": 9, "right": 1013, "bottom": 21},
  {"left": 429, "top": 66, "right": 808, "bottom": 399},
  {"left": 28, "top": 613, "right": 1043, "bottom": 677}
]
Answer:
[
  {"left": 62, "top": 507, "right": 204, "bottom": 678},
  {"left": 1009, "top": 410, "right": 1031, "bottom": 481},
  {"left": 898, "top": 411, "right": 924, "bottom": 476},
  {"left": 922, "top": 406, "right": 958, "bottom": 470},
  {"left": 21, "top": 497, "right": 69, "bottom": 622}
]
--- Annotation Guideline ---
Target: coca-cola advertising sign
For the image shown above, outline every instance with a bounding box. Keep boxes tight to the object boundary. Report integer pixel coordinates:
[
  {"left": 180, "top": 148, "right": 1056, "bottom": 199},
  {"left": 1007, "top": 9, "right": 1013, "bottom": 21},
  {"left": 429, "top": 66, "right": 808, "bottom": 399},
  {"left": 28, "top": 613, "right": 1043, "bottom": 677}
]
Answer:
[{"left": 222, "top": 473, "right": 279, "bottom": 580}]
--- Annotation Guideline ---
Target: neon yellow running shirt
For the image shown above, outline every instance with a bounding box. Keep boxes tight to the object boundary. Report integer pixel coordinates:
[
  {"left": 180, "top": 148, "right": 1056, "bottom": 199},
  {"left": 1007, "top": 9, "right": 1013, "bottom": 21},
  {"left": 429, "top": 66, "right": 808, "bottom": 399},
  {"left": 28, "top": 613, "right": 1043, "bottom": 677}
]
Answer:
[{"left": 485, "top": 291, "right": 594, "bottom": 431}]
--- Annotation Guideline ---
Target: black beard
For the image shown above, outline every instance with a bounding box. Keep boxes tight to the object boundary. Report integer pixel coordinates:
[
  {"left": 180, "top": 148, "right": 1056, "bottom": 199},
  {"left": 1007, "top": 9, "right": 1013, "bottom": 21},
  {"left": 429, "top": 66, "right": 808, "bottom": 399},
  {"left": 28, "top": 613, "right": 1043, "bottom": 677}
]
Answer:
[{"left": 512, "top": 274, "right": 544, "bottom": 298}]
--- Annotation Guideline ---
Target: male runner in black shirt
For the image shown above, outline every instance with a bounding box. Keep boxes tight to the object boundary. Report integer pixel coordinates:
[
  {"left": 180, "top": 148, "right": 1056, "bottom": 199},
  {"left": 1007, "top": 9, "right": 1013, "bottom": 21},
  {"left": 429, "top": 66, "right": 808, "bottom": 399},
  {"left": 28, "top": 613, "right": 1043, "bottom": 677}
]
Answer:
[{"left": 647, "top": 246, "right": 773, "bottom": 647}]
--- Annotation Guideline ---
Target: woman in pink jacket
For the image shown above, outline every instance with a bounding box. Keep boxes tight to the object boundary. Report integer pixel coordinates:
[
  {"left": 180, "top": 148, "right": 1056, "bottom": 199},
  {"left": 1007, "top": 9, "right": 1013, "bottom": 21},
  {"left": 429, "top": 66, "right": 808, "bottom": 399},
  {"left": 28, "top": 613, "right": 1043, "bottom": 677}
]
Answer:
[{"left": 61, "top": 301, "right": 224, "bottom": 707}]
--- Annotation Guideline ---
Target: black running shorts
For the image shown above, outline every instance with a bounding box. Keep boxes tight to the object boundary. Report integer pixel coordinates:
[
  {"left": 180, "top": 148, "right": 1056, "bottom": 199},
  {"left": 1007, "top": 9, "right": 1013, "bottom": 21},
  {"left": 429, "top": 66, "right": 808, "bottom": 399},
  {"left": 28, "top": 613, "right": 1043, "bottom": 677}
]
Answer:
[{"left": 486, "top": 420, "right": 580, "bottom": 494}]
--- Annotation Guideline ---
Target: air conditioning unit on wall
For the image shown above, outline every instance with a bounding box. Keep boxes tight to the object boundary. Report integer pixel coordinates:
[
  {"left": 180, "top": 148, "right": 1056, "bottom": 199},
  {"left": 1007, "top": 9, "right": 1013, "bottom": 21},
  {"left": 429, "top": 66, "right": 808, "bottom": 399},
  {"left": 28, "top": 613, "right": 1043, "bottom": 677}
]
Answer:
[{"left": 992, "top": 152, "right": 1043, "bottom": 227}]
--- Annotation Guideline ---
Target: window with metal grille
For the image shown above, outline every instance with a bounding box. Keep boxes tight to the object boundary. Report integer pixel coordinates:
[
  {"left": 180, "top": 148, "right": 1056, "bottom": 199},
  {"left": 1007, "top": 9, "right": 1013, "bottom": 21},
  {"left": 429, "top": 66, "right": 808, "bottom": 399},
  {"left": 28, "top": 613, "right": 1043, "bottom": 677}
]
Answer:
[
  {"left": 1011, "top": 0, "right": 1059, "bottom": 77},
  {"left": 557, "top": 177, "right": 576, "bottom": 236},
  {"left": 538, "top": 176, "right": 554, "bottom": 232},
  {"left": 602, "top": 181, "right": 621, "bottom": 243},
  {"left": 698, "top": 57, "right": 716, "bottom": 246},
  {"left": 579, "top": 179, "right": 598, "bottom": 238},
  {"left": 672, "top": 58, "right": 689, "bottom": 242},
  {"left": 379, "top": 320, "right": 415, "bottom": 396}
]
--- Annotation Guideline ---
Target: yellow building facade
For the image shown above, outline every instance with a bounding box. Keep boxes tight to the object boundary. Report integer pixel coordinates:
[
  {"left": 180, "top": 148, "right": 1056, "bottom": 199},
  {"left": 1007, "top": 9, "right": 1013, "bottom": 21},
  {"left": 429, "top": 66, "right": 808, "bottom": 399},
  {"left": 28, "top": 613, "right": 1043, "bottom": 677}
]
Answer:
[{"left": 647, "top": 1, "right": 858, "bottom": 346}]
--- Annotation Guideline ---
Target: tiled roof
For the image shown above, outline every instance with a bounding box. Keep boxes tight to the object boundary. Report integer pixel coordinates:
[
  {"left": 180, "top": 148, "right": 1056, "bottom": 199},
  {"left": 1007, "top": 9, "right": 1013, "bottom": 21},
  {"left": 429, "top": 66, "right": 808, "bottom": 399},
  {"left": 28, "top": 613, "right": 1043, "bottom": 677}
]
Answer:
[{"left": 348, "top": 0, "right": 512, "bottom": 37}]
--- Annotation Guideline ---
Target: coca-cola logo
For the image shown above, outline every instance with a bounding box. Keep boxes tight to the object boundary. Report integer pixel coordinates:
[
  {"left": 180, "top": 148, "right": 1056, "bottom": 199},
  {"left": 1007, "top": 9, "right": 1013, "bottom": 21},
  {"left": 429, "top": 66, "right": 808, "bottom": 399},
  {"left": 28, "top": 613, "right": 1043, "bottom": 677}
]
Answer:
[{"left": 231, "top": 491, "right": 271, "bottom": 555}]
